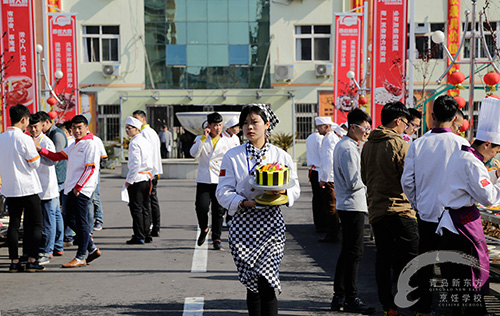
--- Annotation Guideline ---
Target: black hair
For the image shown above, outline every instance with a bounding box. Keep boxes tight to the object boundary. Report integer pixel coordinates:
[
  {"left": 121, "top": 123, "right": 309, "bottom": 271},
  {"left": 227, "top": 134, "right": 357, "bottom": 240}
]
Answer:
[
  {"left": 63, "top": 120, "right": 73, "bottom": 131},
  {"left": 29, "top": 112, "right": 43, "bottom": 125},
  {"left": 433, "top": 95, "right": 459, "bottom": 122},
  {"left": 408, "top": 108, "right": 422, "bottom": 121},
  {"left": 239, "top": 105, "right": 268, "bottom": 128},
  {"left": 133, "top": 110, "right": 146, "bottom": 119},
  {"left": 472, "top": 139, "right": 500, "bottom": 148},
  {"left": 381, "top": 101, "right": 410, "bottom": 126},
  {"left": 37, "top": 111, "right": 51, "bottom": 123},
  {"left": 71, "top": 115, "right": 88, "bottom": 126},
  {"left": 10, "top": 104, "right": 31, "bottom": 125},
  {"left": 347, "top": 108, "right": 372, "bottom": 126},
  {"left": 56, "top": 123, "right": 67, "bottom": 131},
  {"left": 206, "top": 112, "right": 223, "bottom": 124}
]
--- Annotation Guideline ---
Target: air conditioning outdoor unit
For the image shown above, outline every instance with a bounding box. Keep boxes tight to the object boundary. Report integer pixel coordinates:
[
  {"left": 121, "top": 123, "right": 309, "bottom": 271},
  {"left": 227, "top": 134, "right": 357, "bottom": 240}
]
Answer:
[
  {"left": 102, "top": 64, "right": 120, "bottom": 77},
  {"left": 274, "top": 64, "right": 294, "bottom": 81},
  {"left": 414, "top": 22, "right": 430, "bottom": 34},
  {"left": 315, "top": 64, "right": 333, "bottom": 77}
]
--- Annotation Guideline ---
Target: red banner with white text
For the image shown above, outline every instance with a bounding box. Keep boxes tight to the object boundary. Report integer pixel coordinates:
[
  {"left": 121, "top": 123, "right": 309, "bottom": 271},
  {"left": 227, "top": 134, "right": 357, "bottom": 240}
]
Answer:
[
  {"left": 0, "top": 0, "right": 38, "bottom": 132},
  {"left": 333, "top": 14, "right": 363, "bottom": 124},
  {"left": 47, "top": 13, "right": 79, "bottom": 123},
  {"left": 370, "top": 0, "right": 408, "bottom": 128}
]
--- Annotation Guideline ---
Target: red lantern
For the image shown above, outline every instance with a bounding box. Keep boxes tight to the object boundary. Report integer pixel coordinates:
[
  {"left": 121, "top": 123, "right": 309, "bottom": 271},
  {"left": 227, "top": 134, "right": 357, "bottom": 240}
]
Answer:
[
  {"left": 488, "top": 94, "right": 500, "bottom": 100},
  {"left": 484, "top": 72, "right": 500, "bottom": 86},
  {"left": 460, "top": 119, "right": 469, "bottom": 133},
  {"left": 46, "top": 97, "right": 57, "bottom": 106},
  {"left": 454, "top": 96, "right": 466, "bottom": 109},
  {"left": 48, "top": 111, "right": 58, "bottom": 120},
  {"left": 358, "top": 95, "right": 368, "bottom": 105},
  {"left": 448, "top": 71, "right": 466, "bottom": 85}
]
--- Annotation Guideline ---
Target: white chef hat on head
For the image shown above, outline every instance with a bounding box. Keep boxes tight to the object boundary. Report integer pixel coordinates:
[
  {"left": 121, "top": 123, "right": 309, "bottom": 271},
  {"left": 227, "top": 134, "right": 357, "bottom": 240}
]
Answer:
[
  {"left": 476, "top": 97, "right": 500, "bottom": 145},
  {"left": 225, "top": 116, "right": 239, "bottom": 128},
  {"left": 315, "top": 116, "right": 333, "bottom": 126},
  {"left": 335, "top": 123, "right": 348, "bottom": 137},
  {"left": 125, "top": 116, "right": 142, "bottom": 130}
]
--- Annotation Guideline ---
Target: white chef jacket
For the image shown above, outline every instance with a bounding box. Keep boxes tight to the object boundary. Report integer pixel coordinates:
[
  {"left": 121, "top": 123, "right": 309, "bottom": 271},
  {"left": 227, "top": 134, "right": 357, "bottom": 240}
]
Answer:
[
  {"left": 401, "top": 130, "right": 469, "bottom": 223},
  {"left": 93, "top": 135, "right": 108, "bottom": 160},
  {"left": 36, "top": 134, "right": 59, "bottom": 200},
  {"left": 319, "top": 131, "right": 341, "bottom": 182},
  {"left": 0, "top": 126, "right": 42, "bottom": 197},
  {"left": 437, "top": 148, "right": 500, "bottom": 235},
  {"left": 126, "top": 133, "right": 153, "bottom": 184},
  {"left": 216, "top": 144, "right": 301, "bottom": 216},
  {"left": 140, "top": 124, "right": 163, "bottom": 176},
  {"left": 190, "top": 133, "right": 232, "bottom": 184},
  {"left": 222, "top": 130, "right": 241, "bottom": 149},
  {"left": 305, "top": 131, "right": 323, "bottom": 171}
]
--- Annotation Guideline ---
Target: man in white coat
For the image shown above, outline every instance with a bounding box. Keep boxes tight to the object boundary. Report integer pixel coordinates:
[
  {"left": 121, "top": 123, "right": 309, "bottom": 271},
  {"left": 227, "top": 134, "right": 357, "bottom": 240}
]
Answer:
[
  {"left": 319, "top": 117, "right": 341, "bottom": 242},
  {"left": 124, "top": 116, "right": 154, "bottom": 245},
  {"left": 401, "top": 95, "right": 468, "bottom": 315},
  {"left": 306, "top": 118, "right": 325, "bottom": 232},
  {"left": 190, "top": 112, "right": 231, "bottom": 250},
  {"left": 133, "top": 110, "right": 163, "bottom": 238},
  {"left": 222, "top": 116, "right": 241, "bottom": 149}
]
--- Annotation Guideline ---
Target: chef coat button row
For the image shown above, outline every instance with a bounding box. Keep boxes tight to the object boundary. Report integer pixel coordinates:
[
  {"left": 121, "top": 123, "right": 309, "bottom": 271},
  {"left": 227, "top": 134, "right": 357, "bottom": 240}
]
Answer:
[{"left": 262, "top": 156, "right": 266, "bottom": 159}]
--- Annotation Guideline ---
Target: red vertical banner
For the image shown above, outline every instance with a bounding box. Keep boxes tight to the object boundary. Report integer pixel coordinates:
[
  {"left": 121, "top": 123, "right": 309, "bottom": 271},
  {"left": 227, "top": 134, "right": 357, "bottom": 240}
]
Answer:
[
  {"left": 333, "top": 14, "right": 362, "bottom": 125},
  {"left": 370, "top": 0, "right": 408, "bottom": 128},
  {"left": 48, "top": 13, "right": 79, "bottom": 122},
  {"left": 0, "top": 0, "right": 38, "bottom": 132},
  {"left": 447, "top": 0, "right": 460, "bottom": 96}
]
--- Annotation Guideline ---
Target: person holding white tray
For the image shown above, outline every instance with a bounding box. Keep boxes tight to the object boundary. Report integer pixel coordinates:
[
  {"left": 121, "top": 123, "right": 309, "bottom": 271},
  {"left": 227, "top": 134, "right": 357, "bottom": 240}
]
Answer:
[{"left": 216, "top": 104, "right": 300, "bottom": 316}]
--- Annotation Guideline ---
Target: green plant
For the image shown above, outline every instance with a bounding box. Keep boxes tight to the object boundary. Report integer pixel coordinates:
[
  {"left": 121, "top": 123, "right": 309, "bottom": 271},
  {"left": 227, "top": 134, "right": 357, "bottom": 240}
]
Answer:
[{"left": 269, "top": 132, "right": 294, "bottom": 152}]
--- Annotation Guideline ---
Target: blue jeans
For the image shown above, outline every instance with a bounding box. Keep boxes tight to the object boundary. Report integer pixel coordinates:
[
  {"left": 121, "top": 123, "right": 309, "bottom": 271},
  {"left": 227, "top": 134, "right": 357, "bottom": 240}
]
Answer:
[
  {"left": 66, "top": 191, "right": 96, "bottom": 260},
  {"left": 93, "top": 173, "right": 103, "bottom": 224},
  {"left": 60, "top": 187, "right": 74, "bottom": 243},
  {"left": 40, "top": 198, "right": 60, "bottom": 254}
]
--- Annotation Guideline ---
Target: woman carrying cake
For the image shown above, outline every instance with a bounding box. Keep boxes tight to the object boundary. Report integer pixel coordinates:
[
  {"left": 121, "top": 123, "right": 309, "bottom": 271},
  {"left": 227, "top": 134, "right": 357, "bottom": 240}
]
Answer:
[{"left": 216, "top": 104, "right": 300, "bottom": 316}]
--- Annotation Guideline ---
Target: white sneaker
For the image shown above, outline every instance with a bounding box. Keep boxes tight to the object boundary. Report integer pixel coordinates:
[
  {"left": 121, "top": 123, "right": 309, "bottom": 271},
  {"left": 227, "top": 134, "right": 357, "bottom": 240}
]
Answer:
[{"left": 38, "top": 255, "right": 50, "bottom": 265}]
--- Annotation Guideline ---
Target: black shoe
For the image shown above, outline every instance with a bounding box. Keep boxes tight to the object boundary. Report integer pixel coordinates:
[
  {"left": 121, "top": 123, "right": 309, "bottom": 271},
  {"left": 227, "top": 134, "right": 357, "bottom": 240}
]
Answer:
[
  {"left": 343, "top": 297, "right": 374, "bottom": 314},
  {"left": 126, "top": 236, "right": 145, "bottom": 245},
  {"left": 318, "top": 235, "right": 339, "bottom": 243},
  {"left": 331, "top": 295, "right": 345, "bottom": 311},
  {"left": 197, "top": 228, "right": 210, "bottom": 246},
  {"left": 9, "top": 262, "right": 21, "bottom": 273},
  {"left": 151, "top": 229, "right": 160, "bottom": 237},
  {"left": 145, "top": 236, "right": 153, "bottom": 243},
  {"left": 26, "top": 261, "right": 46, "bottom": 272},
  {"left": 213, "top": 240, "right": 224, "bottom": 250}
]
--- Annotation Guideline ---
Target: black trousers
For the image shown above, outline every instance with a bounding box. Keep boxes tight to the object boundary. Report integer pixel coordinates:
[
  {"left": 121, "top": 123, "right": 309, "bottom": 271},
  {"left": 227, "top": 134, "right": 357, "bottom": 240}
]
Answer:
[
  {"left": 322, "top": 182, "right": 340, "bottom": 240},
  {"left": 127, "top": 180, "right": 152, "bottom": 240},
  {"left": 195, "top": 183, "right": 224, "bottom": 241},
  {"left": 334, "top": 210, "right": 365, "bottom": 299},
  {"left": 150, "top": 175, "right": 161, "bottom": 234},
  {"left": 7, "top": 194, "right": 42, "bottom": 260},
  {"left": 371, "top": 215, "right": 419, "bottom": 311},
  {"left": 309, "top": 170, "right": 327, "bottom": 232},
  {"left": 246, "top": 276, "right": 278, "bottom": 316}
]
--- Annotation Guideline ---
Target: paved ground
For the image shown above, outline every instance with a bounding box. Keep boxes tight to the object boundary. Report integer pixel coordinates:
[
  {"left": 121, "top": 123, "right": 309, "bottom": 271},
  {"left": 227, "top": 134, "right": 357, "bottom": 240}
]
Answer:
[{"left": 1, "top": 167, "right": 500, "bottom": 315}]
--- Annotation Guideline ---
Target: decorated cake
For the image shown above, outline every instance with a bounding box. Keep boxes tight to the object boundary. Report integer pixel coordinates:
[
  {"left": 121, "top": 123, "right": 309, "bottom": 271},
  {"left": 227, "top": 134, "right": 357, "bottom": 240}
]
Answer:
[{"left": 255, "top": 163, "right": 289, "bottom": 187}]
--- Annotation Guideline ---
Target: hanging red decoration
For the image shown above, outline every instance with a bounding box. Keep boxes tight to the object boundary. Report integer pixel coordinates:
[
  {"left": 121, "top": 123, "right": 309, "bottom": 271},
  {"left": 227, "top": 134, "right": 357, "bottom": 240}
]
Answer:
[
  {"left": 46, "top": 97, "right": 57, "bottom": 106},
  {"left": 454, "top": 96, "right": 466, "bottom": 109},
  {"left": 358, "top": 95, "right": 368, "bottom": 105},
  {"left": 487, "top": 94, "right": 500, "bottom": 100},
  {"left": 448, "top": 71, "right": 466, "bottom": 86},
  {"left": 460, "top": 119, "right": 469, "bottom": 133},
  {"left": 48, "top": 111, "right": 58, "bottom": 120},
  {"left": 484, "top": 71, "right": 500, "bottom": 86}
]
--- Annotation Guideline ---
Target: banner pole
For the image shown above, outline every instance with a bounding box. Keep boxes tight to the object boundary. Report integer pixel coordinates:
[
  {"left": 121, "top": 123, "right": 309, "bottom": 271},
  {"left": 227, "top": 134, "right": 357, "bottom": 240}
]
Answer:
[{"left": 408, "top": 0, "right": 415, "bottom": 108}]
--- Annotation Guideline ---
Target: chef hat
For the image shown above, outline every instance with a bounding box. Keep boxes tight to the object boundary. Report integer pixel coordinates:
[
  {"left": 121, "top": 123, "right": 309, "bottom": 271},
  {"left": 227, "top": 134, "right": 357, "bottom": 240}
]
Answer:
[
  {"left": 225, "top": 116, "right": 239, "bottom": 128},
  {"left": 335, "top": 123, "right": 348, "bottom": 137},
  {"left": 125, "top": 116, "right": 142, "bottom": 130},
  {"left": 249, "top": 103, "right": 280, "bottom": 133},
  {"left": 315, "top": 116, "right": 333, "bottom": 126},
  {"left": 476, "top": 97, "right": 500, "bottom": 144}
]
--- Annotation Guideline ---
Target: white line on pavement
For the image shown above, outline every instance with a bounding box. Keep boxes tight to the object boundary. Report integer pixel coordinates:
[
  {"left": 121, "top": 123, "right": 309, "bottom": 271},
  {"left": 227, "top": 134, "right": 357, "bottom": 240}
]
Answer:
[
  {"left": 183, "top": 297, "right": 204, "bottom": 316},
  {"left": 191, "top": 228, "right": 208, "bottom": 272}
]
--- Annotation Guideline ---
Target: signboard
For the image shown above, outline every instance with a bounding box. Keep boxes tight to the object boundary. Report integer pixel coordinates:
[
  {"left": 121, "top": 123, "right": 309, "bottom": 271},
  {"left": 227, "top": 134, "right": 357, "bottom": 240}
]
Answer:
[
  {"left": 47, "top": 13, "right": 79, "bottom": 122},
  {"left": 370, "top": 0, "right": 408, "bottom": 128},
  {"left": 0, "top": 0, "right": 38, "bottom": 132},
  {"left": 318, "top": 91, "right": 348, "bottom": 125},
  {"left": 333, "top": 14, "right": 363, "bottom": 123},
  {"left": 447, "top": 0, "right": 461, "bottom": 96}
]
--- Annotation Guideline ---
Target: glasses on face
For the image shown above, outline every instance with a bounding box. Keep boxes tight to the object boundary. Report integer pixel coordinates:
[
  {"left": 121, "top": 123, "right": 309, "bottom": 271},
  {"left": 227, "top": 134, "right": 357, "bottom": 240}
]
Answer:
[
  {"left": 353, "top": 124, "right": 371, "bottom": 133},
  {"left": 401, "top": 119, "right": 411, "bottom": 128},
  {"left": 125, "top": 126, "right": 134, "bottom": 131},
  {"left": 453, "top": 121, "right": 462, "bottom": 131},
  {"left": 410, "top": 122, "right": 421, "bottom": 130}
]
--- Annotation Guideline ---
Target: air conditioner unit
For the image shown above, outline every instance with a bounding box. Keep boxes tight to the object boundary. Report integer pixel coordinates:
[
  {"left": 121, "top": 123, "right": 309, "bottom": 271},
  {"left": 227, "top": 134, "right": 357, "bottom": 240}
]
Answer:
[
  {"left": 274, "top": 64, "right": 294, "bottom": 81},
  {"left": 315, "top": 64, "right": 333, "bottom": 77},
  {"left": 102, "top": 64, "right": 120, "bottom": 77},
  {"left": 414, "top": 22, "right": 430, "bottom": 34}
]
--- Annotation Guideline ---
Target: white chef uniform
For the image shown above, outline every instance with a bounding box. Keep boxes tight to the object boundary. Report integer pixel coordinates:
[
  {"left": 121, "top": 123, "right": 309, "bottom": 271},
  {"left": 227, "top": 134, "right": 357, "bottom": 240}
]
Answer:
[
  {"left": 305, "top": 130, "right": 323, "bottom": 176},
  {"left": 320, "top": 130, "right": 341, "bottom": 183},
  {"left": 190, "top": 133, "right": 232, "bottom": 184},
  {"left": 126, "top": 133, "right": 153, "bottom": 184},
  {"left": 140, "top": 124, "right": 163, "bottom": 177}
]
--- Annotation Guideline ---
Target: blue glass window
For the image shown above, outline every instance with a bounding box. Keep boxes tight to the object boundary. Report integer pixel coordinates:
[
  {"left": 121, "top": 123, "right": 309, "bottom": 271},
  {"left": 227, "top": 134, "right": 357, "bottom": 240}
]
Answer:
[
  {"left": 208, "top": 23, "right": 228, "bottom": 44},
  {"left": 228, "top": 1, "right": 248, "bottom": 22},
  {"left": 229, "top": 22, "right": 249, "bottom": 45},
  {"left": 187, "top": 45, "right": 208, "bottom": 66},
  {"left": 208, "top": 45, "right": 228, "bottom": 66},
  {"left": 186, "top": 0, "right": 207, "bottom": 21},
  {"left": 166, "top": 45, "right": 187, "bottom": 65},
  {"left": 208, "top": 0, "right": 227, "bottom": 22},
  {"left": 229, "top": 45, "right": 249, "bottom": 65}
]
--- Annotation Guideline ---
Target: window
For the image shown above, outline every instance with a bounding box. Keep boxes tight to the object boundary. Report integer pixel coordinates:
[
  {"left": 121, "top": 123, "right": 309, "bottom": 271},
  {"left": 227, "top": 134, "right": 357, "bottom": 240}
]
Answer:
[
  {"left": 98, "top": 105, "right": 120, "bottom": 142},
  {"left": 295, "top": 25, "right": 331, "bottom": 62},
  {"left": 296, "top": 103, "right": 318, "bottom": 140},
  {"left": 166, "top": 45, "right": 187, "bottom": 65},
  {"left": 463, "top": 22, "right": 499, "bottom": 59},
  {"left": 413, "top": 23, "right": 444, "bottom": 59},
  {"left": 82, "top": 26, "right": 120, "bottom": 63}
]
